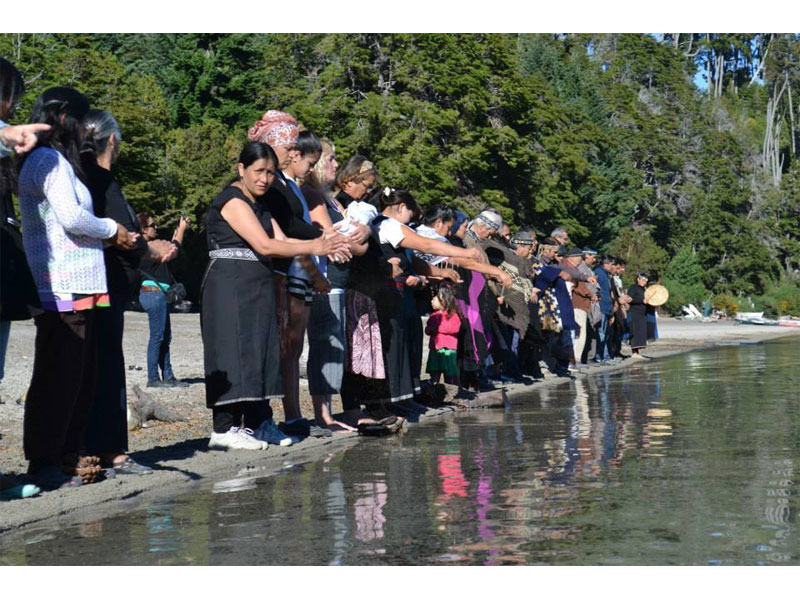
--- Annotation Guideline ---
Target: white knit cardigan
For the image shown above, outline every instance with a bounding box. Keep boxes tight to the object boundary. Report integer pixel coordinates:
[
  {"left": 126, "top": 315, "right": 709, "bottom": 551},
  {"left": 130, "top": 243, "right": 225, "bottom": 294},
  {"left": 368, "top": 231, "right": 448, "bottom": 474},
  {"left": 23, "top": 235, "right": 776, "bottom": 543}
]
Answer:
[{"left": 18, "top": 147, "right": 117, "bottom": 296}]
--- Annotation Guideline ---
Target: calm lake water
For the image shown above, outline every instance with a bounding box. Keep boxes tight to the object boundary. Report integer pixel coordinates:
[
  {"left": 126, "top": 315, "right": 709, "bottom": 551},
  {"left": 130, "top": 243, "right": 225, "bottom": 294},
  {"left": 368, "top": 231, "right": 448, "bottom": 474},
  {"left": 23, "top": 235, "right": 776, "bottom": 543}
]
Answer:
[{"left": 2, "top": 339, "right": 800, "bottom": 565}]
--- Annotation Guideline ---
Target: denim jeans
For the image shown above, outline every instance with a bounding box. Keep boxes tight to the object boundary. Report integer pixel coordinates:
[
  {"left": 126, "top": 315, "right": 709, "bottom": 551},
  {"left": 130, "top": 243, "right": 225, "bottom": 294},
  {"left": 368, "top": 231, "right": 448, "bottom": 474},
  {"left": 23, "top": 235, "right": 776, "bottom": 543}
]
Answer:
[
  {"left": 595, "top": 313, "right": 613, "bottom": 362},
  {"left": 0, "top": 320, "right": 10, "bottom": 381},
  {"left": 139, "top": 290, "right": 174, "bottom": 382}
]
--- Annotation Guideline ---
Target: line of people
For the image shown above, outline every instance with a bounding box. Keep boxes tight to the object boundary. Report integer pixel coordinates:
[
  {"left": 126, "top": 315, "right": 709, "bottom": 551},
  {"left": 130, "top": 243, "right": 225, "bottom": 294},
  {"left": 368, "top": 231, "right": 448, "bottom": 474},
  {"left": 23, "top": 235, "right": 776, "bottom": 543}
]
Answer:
[{"left": 0, "top": 57, "right": 655, "bottom": 499}]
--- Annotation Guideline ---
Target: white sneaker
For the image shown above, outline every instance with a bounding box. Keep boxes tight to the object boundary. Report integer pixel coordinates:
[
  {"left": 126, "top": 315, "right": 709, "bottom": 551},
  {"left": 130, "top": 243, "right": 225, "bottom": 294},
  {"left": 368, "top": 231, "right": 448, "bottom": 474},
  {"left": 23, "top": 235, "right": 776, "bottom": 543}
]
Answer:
[
  {"left": 209, "top": 427, "right": 268, "bottom": 450},
  {"left": 252, "top": 419, "right": 294, "bottom": 447}
]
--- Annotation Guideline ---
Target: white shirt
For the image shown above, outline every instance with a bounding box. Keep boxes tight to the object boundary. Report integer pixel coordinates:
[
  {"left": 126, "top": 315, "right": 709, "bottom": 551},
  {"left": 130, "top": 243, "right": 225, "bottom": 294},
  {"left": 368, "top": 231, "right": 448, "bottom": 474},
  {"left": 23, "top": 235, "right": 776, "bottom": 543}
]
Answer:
[{"left": 376, "top": 217, "right": 406, "bottom": 249}]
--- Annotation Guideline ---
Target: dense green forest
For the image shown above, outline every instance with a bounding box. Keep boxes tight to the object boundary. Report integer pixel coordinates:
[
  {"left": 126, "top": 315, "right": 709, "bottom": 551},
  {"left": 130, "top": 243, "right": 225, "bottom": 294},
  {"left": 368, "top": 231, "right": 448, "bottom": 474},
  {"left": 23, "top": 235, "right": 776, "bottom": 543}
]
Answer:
[{"left": 3, "top": 33, "right": 800, "bottom": 315}]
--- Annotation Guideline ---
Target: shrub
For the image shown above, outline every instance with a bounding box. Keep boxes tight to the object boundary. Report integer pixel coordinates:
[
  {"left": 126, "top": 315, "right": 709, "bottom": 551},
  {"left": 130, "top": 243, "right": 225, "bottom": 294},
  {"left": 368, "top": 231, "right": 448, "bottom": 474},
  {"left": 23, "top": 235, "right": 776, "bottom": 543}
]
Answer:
[
  {"left": 661, "top": 277, "right": 709, "bottom": 316},
  {"left": 712, "top": 294, "right": 739, "bottom": 317},
  {"left": 760, "top": 281, "right": 800, "bottom": 318}
]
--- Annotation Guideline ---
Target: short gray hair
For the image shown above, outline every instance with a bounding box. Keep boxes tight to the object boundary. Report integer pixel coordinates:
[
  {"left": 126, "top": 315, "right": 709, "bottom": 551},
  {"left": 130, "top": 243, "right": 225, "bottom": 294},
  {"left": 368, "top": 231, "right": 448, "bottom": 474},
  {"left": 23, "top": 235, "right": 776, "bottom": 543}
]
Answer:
[{"left": 550, "top": 226, "right": 568, "bottom": 238}]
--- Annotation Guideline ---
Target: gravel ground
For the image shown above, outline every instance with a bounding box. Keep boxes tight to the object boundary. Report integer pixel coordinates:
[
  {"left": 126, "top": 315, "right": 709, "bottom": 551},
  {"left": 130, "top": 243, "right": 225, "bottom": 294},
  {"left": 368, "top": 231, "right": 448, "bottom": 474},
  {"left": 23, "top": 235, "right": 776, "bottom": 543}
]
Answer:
[{"left": 1, "top": 312, "right": 797, "bottom": 534}]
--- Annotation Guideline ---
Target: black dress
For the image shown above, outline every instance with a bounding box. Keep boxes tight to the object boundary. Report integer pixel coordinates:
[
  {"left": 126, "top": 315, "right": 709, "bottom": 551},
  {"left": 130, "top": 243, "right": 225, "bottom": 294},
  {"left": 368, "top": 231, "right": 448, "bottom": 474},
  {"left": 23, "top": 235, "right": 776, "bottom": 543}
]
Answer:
[
  {"left": 627, "top": 283, "right": 647, "bottom": 350},
  {"left": 83, "top": 163, "right": 148, "bottom": 456},
  {"left": 371, "top": 215, "right": 416, "bottom": 403},
  {"left": 202, "top": 186, "right": 282, "bottom": 408}
]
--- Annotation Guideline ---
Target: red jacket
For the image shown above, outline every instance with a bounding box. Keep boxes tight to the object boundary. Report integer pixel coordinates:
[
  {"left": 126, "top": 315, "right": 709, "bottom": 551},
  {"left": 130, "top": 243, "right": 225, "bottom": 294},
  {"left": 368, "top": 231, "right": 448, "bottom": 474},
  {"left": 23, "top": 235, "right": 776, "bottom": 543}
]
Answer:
[{"left": 426, "top": 310, "right": 461, "bottom": 350}]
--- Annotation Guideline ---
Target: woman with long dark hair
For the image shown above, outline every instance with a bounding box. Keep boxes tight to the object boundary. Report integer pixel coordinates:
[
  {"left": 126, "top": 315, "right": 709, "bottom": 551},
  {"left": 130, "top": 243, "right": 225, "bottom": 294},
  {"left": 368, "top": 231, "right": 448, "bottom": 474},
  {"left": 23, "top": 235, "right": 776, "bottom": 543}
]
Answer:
[
  {"left": 17, "top": 87, "right": 138, "bottom": 490},
  {"left": 202, "top": 142, "right": 346, "bottom": 449},
  {"left": 249, "top": 112, "right": 348, "bottom": 439},
  {"left": 369, "top": 188, "right": 479, "bottom": 412},
  {"left": 81, "top": 109, "right": 177, "bottom": 475}
]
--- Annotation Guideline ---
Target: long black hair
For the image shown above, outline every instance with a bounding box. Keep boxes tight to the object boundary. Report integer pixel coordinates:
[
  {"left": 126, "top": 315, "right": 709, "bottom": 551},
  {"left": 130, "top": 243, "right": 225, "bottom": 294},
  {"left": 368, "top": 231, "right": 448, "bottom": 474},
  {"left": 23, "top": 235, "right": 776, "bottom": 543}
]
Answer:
[
  {"left": 377, "top": 188, "right": 421, "bottom": 221},
  {"left": 422, "top": 204, "right": 455, "bottom": 227},
  {"left": 22, "top": 86, "right": 90, "bottom": 182},
  {"left": 0, "top": 57, "right": 24, "bottom": 200},
  {"left": 294, "top": 130, "right": 322, "bottom": 157}
]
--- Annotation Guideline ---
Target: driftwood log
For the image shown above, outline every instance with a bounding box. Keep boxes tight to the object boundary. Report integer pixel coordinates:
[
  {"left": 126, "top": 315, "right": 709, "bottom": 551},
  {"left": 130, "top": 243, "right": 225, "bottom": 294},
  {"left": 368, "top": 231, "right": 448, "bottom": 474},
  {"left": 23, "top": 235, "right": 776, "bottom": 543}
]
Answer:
[{"left": 128, "top": 384, "right": 188, "bottom": 430}]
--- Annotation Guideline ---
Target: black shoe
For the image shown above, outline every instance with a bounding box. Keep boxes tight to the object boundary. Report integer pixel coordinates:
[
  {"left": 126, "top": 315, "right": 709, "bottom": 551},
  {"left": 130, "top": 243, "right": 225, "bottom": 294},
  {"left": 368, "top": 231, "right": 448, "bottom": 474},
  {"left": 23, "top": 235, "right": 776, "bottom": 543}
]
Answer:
[
  {"left": 279, "top": 419, "right": 310, "bottom": 439},
  {"left": 146, "top": 380, "right": 169, "bottom": 388},
  {"left": 163, "top": 378, "right": 189, "bottom": 388}
]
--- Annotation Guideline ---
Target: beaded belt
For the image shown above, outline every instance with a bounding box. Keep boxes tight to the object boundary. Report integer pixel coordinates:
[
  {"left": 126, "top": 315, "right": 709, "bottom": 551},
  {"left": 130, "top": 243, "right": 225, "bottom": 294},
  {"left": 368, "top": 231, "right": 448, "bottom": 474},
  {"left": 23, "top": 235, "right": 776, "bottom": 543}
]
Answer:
[{"left": 208, "top": 248, "right": 259, "bottom": 261}]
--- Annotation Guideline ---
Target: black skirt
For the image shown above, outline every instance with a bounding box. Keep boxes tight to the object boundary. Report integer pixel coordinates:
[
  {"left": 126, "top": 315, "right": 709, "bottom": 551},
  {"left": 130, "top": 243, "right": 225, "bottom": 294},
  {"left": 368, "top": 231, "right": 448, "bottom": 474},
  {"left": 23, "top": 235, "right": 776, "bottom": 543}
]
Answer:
[
  {"left": 628, "top": 304, "right": 648, "bottom": 350},
  {"left": 201, "top": 257, "right": 282, "bottom": 408},
  {"left": 373, "top": 283, "right": 415, "bottom": 403}
]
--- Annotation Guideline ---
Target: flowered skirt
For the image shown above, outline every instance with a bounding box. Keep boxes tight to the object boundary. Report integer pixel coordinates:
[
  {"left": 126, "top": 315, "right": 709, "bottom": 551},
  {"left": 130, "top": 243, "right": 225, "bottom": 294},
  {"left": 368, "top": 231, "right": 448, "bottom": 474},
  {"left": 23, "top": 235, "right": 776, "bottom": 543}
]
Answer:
[{"left": 345, "top": 288, "right": 385, "bottom": 379}]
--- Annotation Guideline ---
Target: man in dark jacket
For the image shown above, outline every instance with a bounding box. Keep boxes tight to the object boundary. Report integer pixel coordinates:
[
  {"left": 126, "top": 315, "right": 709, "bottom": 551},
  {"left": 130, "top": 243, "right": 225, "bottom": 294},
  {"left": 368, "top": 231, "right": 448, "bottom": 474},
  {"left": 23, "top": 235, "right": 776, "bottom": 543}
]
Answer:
[{"left": 593, "top": 256, "right": 615, "bottom": 363}]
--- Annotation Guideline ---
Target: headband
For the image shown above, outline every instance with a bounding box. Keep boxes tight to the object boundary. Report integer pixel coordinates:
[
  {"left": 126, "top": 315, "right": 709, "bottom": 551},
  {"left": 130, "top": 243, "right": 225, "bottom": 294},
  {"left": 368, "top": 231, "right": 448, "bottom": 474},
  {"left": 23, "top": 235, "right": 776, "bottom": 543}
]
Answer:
[{"left": 475, "top": 213, "right": 501, "bottom": 231}]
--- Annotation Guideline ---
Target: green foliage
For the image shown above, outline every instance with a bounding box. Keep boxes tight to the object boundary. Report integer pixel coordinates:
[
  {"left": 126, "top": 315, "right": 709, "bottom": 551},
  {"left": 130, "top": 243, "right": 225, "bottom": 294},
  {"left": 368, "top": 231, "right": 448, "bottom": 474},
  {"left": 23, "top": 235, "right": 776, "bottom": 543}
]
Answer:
[
  {"left": 759, "top": 280, "right": 800, "bottom": 318},
  {"left": 161, "top": 120, "right": 242, "bottom": 225},
  {"left": 4, "top": 33, "right": 800, "bottom": 305},
  {"left": 661, "top": 248, "right": 710, "bottom": 315},
  {"left": 607, "top": 226, "right": 669, "bottom": 284}
]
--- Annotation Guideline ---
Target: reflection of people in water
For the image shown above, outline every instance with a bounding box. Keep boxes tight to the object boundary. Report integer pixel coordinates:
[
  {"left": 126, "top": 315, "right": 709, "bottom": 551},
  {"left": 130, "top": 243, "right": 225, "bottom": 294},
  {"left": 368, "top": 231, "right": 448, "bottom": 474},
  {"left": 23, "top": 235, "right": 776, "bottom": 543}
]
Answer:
[
  {"left": 438, "top": 454, "right": 469, "bottom": 498},
  {"left": 353, "top": 481, "right": 388, "bottom": 544}
]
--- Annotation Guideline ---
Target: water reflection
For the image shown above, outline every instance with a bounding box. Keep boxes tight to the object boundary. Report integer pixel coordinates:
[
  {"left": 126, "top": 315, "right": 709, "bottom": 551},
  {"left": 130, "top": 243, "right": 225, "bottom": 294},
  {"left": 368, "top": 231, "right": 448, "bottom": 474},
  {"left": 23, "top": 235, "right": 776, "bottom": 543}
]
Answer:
[{"left": 3, "top": 343, "right": 800, "bottom": 565}]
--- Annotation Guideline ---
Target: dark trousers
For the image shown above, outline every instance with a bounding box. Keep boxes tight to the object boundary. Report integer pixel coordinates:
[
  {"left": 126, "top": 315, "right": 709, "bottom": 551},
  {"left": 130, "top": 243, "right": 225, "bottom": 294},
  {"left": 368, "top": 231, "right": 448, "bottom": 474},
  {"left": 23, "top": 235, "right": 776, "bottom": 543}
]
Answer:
[
  {"left": 24, "top": 309, "right": 98, "bottom": 468},
  {"left": 85, "top": 297, "right": 128, "bottom": 456},
  {"left": 519, "top": 336, "right": 545, "bottom": 378},
  {"left": 545, "top": 329, "right": 573, "bottom": 375},
  {"left": 212, "top": 401, "right": 271, "bottom": 434}
]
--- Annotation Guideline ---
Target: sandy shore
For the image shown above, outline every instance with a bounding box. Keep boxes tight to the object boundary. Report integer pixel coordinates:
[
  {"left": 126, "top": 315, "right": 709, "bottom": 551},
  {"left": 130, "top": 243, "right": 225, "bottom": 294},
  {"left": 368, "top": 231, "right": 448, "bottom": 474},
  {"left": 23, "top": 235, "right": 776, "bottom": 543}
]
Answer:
[{"left": 1, "top": 312, "right": 798, "bottom": 535}]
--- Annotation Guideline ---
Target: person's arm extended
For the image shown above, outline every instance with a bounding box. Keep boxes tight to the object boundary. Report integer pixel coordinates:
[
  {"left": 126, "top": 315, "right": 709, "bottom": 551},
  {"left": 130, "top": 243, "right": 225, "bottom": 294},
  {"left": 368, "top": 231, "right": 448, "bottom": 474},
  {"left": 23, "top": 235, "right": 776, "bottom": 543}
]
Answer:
[
  {"left": 172, "top": 216, "right": 190, "bottom": 246},
  {"left": 398, "top": 226, "right": 484, "bottom": 263},
  {"left": 0, "top": 122, "right": 51, "bottom": 155},
  {"left": 411, "top": 256, "right": 460, "bottom": 283},
  {"left": 448, "top": 256, "right": 512, "bottom": 287},
  {"left": 220, "top": 198, "right": 341, "bottom": 258}
]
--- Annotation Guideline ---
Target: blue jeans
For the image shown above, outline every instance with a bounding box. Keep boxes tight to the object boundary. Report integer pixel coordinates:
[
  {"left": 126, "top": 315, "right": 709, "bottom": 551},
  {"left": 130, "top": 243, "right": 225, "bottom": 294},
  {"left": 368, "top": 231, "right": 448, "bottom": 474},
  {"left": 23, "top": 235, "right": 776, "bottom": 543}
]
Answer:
[
  {"left": 0, "top": 320, "right": 10, "bottom": 381},
  {"left": 595, "top": 313, "right": 613, "bottom": 362},
  {"left": 139, "top": 290, "right": 174, "bottom": 382}
]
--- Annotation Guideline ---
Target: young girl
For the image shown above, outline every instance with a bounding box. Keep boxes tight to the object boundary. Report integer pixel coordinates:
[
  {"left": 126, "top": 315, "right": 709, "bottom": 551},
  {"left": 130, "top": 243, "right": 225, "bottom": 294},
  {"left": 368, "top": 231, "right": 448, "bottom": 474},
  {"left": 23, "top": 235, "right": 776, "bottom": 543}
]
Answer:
[{"left": 425, "top": 284, "right": 462, "bottom": 384}]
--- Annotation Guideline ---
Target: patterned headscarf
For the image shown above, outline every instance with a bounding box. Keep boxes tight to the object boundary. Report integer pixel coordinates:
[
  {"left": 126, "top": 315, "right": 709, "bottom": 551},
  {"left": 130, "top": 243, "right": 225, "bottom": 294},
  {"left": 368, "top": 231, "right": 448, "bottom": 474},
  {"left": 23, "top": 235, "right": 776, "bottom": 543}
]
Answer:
[{"left": 248, "top": 110, "right": 299, "bottom": 148}]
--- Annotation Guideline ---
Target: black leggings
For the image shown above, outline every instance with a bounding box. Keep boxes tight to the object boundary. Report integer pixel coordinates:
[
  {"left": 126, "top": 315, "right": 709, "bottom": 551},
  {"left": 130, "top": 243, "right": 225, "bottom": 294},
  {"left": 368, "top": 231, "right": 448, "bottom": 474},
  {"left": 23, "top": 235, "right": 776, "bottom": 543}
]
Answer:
[{"left": 212, "top": 401, "right": 271, "bottom": 434}]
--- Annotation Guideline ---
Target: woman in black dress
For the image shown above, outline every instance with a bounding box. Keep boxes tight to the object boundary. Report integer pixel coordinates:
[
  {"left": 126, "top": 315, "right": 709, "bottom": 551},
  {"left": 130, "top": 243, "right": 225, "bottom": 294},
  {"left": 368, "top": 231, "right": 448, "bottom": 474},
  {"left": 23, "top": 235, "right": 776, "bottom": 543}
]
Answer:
[
  {"left": 81, "top": 109, "right": 177, "bottom": 474},
  {"left": 202, "top": 142, "right": 345, "bottom": 450},
  {"left": 627, "top": 273, "right": 649, "bottom": 359}
]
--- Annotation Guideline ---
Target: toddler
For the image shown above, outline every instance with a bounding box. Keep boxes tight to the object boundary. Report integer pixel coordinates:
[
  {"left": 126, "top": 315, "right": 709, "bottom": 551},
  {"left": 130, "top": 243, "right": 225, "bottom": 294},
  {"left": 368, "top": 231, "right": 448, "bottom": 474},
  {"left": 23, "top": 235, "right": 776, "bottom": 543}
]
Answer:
[{"left": 425, "top": 284, "right": 462, "bottom": 384}]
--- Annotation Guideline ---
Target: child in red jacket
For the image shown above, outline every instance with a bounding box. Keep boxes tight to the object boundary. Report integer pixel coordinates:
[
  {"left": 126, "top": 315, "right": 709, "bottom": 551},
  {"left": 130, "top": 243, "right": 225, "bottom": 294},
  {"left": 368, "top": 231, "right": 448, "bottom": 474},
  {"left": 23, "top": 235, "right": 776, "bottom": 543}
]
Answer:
[{"left": 425, "top": 284, "right": 462, "bottom": 384}]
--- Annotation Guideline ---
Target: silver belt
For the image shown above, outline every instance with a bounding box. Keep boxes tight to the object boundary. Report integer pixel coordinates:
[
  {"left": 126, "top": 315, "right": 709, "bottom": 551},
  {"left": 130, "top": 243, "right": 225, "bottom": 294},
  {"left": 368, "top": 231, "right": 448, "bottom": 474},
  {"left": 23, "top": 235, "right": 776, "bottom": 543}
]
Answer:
[{"left": 208, "top": 248, "right": 259, "bottom": 261}]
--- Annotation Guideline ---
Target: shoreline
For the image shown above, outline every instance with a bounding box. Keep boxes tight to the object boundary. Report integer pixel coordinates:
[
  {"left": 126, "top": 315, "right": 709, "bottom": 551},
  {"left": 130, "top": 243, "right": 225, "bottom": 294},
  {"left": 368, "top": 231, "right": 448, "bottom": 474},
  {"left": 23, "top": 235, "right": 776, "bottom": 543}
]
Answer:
[{"left": 1, "top": 315, "right": 799, "bottom": 537}]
